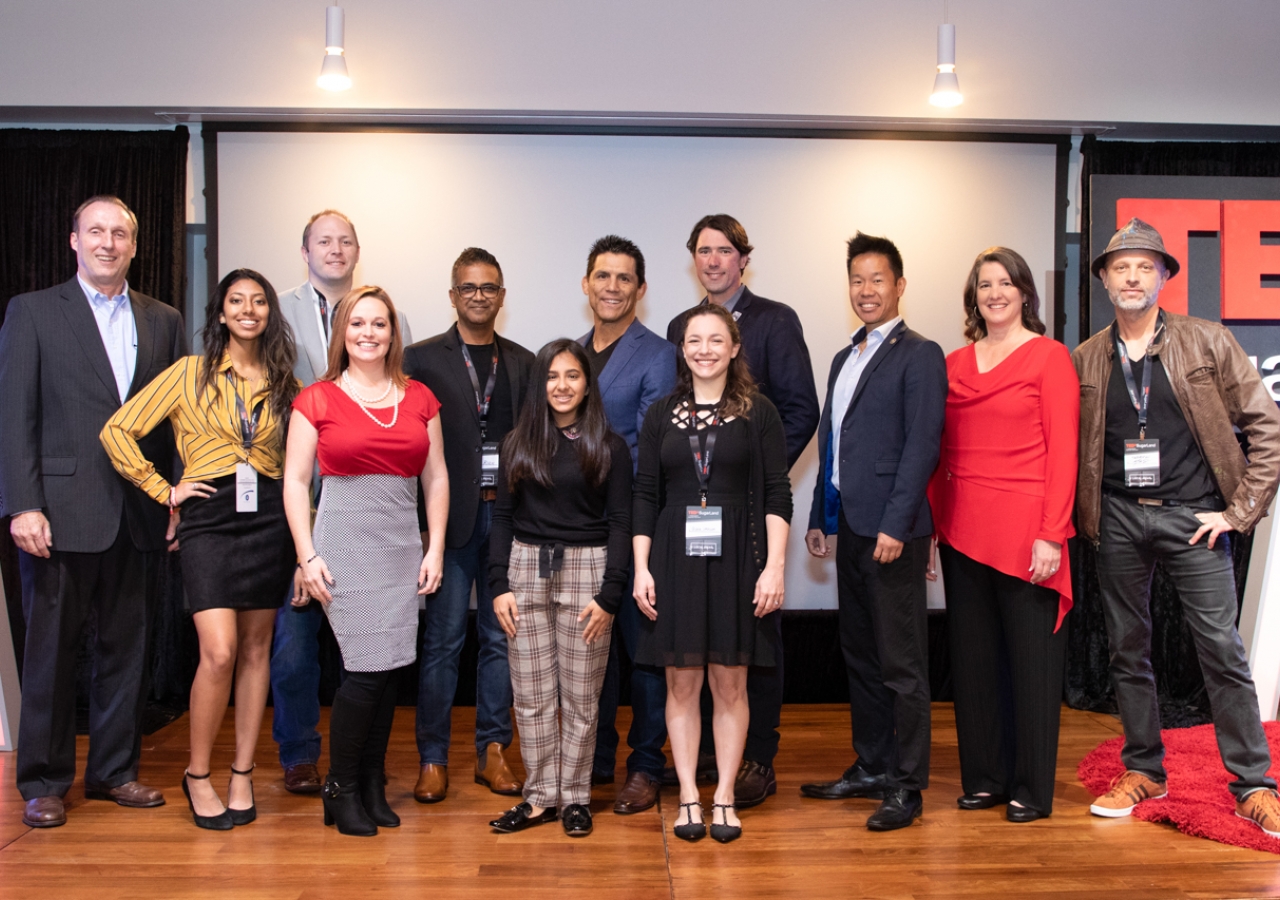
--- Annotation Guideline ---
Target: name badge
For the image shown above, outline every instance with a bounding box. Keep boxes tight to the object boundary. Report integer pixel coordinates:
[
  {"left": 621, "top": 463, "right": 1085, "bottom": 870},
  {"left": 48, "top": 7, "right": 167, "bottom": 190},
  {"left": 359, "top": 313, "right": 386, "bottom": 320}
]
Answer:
[
  {"left": 480, "top": 442, "right": 500, "bottom": 487},
  {"left": 685, "top": 505, "right": 723, "bottom": 557},
  {"left": 236, "top": 462, "right": 259, "bottom": 512},
  {"left": 1124, "top": 438, "right": 1161, "bottom": 488}
]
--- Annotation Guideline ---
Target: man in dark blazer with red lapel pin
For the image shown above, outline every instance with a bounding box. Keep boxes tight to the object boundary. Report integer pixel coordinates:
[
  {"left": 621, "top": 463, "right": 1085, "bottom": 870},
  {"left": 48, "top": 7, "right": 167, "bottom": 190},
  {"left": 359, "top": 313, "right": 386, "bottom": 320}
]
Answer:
[
  {"left": 403, "top": 247, "right": 534, "bottom": 804},
  {"left": 800, "top": 232, "right": 946, "bottom": 831},
  {"left": 0, "top": 195, "right": 187, "bottom": 828},
  {"left": 666, "top": 214, "right": 820, "bottom": 808}
]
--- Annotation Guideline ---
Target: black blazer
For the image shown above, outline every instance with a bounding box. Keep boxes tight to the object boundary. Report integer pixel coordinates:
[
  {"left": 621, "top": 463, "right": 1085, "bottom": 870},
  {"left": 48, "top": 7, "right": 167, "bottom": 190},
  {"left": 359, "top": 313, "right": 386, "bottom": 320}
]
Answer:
[
  {"left": 0, "top": 277, "right": 187, "bottom": 553},
  {"left": 403, "top": 324, "right": 535, "bottom": 549},
  {"left": 808, "top": 320, "right": 947, "bottom": 543},
  {"left": 667, "top": 287, "right": 819, "bottom": 469}
]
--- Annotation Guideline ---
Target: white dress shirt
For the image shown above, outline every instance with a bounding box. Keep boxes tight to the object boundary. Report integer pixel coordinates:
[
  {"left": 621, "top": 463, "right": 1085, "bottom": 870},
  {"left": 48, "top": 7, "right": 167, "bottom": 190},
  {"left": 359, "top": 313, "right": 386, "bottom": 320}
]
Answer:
[
  {"left": 79, "top": 274, "right": 137, "bottom": 402},
  {"left": 830, "top": 316, "right": 901, "bottom": 490}
]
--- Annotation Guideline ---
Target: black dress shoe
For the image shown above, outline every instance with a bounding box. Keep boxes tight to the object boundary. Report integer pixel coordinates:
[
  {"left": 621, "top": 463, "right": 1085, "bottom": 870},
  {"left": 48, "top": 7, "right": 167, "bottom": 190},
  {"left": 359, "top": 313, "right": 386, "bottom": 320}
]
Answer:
[
  {"left": 562, "top": 803, "right": 593, "bottom": 837},
  {"left": 800, "top": 762, "right": 888, "bottom": 800},
  {"left": 1006, "top": 803, "right": 1047, "bottom": 823},
  {"left": 734, "top": 759, "right": 776, "bottom": 809},
  {"left": 489, "top": 801, "right": 558, "bottom": 833},
  {"left": 590, "top": 770, "right": 615, "bottom": 786},
  {"left": 866, "top": 788, "right": 922, "bottom": 831},
  {"left": 957, "top": 792, "right": 1011, "bottom": 810}
]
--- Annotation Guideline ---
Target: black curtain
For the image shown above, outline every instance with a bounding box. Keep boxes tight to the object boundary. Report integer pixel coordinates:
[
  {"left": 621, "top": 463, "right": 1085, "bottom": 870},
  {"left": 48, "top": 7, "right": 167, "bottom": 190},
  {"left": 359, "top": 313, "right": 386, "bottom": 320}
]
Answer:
[
  {"left": 0, "top": 127, "right": 190, "bottom": 723},
  {"left": 1069, "top": 136, "right": 1280, "bottom": 725}
]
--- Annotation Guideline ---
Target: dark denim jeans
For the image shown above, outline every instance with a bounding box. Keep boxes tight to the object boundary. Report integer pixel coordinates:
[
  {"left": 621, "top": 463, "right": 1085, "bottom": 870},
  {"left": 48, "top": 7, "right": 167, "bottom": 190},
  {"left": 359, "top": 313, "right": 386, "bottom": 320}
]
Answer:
[
  {"left": 594, "top": 587, "right": 668, "bottom": 778},
  {"left": 1097, "top": 493, "right": 1276, "bottom": 799},
  {"left": 415, "top": 500, "right": 513, "bottom": 766},
  {"left": 270, "top": 596, "right": 325, "bottom": 769}
]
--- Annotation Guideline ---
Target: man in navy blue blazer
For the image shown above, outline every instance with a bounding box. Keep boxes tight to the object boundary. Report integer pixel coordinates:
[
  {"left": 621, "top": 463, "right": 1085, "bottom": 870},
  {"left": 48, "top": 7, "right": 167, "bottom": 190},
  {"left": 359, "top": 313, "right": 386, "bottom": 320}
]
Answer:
[
  {"left": 666, "top": 215, "right": 820, "bottom": 808},
  {"left": 576, "top": 235, "right": 677, "bottom": 814},
  {"left": 800, "top": 232, "right": 946, "bottom": 832}
]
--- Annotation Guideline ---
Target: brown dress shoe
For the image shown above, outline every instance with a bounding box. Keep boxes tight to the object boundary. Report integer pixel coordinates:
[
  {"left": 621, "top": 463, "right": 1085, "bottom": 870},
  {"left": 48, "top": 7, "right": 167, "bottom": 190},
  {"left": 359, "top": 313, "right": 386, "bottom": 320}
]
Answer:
[
  {"left": 475, "top": 743, "right": 523, "bottom": 795},
  {"left": 283, "top": 763, "right": 323, "bottom": 794},
  {"left": 414, "top": 764, "right": 448, "bottom": 803},
  {"left": 84, "top": 780, "right": 165, "bottom": 808},
  {"left": 613, "top": 772, "right": 660, "bottom": 814},
  {"left": 23, "top": 796, "right": 66, "bottom": 828},
  {"left": 734, "top": 759, "right": 777, "bottom": 809}
]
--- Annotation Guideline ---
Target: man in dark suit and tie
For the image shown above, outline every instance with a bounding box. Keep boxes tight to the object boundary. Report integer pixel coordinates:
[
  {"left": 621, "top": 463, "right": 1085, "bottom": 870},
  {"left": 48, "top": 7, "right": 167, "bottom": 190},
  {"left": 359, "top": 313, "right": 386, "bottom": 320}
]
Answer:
[
  {"left": 0, "top": 195, "right": 187, "bottom": 828},
  {"left": 666, "top": 214, "right": 820, "bottom": 807},
  {"left": 578, "top": 235, "right": 678, "bottom": 814},
  {"left": 800, "top": 232, "right": 946, "bottom": 831},
  {"left": 403, "top": 247, "right": 534, "bottom": 803}
]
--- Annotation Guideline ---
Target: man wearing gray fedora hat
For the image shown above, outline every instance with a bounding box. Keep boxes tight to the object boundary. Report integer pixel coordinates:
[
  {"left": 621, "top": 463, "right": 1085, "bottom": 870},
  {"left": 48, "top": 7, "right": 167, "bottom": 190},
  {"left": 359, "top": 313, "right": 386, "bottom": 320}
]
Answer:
[{"left": 1072, "top": 217, "right": 1280, "bottom": 837}]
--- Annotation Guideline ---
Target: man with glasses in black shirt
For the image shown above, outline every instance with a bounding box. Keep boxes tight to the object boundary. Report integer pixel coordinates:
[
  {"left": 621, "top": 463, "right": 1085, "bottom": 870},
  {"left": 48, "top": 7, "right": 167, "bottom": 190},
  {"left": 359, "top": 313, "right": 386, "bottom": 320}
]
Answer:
[{"left": 404, "top": 247, "right": 535, "bottom": 804}]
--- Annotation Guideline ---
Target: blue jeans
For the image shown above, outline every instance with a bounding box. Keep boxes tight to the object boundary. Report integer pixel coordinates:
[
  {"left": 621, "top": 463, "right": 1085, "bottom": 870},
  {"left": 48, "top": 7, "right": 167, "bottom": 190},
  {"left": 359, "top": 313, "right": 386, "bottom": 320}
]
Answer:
[
  {"left": 594, "top": 587, "right": 668, "bottom": 778},
  {"left": 270, "top": 593, "right": 325, "bottom": 769},
  {"left": 415, "top": 499, "right": 513, "bottom": 766}
]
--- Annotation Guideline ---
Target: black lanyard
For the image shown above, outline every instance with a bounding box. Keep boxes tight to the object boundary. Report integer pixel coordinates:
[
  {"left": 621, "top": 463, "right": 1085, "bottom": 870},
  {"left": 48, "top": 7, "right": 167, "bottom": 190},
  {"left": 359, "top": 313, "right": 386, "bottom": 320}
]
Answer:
[
  {"left": 227, "top": 371, "right": 265, "bottom": 453},
  {"left": 687, "top": 408, "right": 721, "bottom": 508},
  {"left": 460, "top": 342, "right": 499, "bottom": 440},
  {"left": 1114, "top": 312, "right": 1164, "bottom": 440},
  {"left": 316, "top": 290, "right": 330, "bottom": 340}
]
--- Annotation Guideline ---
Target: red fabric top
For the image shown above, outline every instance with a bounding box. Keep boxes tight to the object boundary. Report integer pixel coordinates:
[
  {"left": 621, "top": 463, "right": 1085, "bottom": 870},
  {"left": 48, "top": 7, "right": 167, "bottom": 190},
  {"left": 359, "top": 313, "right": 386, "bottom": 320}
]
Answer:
[
  {"left": 929, "top": 337, "right": 1080, "bottom": 629},
  {"left": 292, "top": 379, "right": 440, "bottom": 478}
]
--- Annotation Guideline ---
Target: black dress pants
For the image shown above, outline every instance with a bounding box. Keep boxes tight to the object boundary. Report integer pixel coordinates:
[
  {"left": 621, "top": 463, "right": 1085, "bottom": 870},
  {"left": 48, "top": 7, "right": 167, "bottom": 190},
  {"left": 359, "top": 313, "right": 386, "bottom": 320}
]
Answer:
[
  {"left": 939, "top": 544, "right": 1067, "bottom": 814},
  {"left": 16, "top": 512, "right": 160, "bottom": 800},
  {"left": 837, "top": 517, "right": 931, "bottom": 791}
]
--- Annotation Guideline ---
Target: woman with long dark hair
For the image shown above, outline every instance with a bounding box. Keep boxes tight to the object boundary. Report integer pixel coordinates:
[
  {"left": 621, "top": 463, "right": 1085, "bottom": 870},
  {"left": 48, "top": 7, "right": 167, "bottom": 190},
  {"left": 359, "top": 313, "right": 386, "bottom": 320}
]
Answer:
[
  {"left": 632, "top": 304, "right": 792, "bottom": 843},
  {"left": 286, "top": 286, "right": 449, "bottom": 837},
  {"left": 928, "top": 246, "right": 1079, "bottom": 822},
  {"left": 487, "top": 339, "right": 631, "bottom": 838},
  {"left": 102, "top": 268, "right": 300, "bottom": 829}
]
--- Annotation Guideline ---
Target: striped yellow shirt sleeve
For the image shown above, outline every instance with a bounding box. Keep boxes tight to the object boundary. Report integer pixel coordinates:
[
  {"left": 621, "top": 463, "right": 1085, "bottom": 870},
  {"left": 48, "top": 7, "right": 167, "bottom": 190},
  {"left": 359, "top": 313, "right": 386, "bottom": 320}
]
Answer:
[{"left": 101, "top": 356, "right": 194, "bottom": 504}]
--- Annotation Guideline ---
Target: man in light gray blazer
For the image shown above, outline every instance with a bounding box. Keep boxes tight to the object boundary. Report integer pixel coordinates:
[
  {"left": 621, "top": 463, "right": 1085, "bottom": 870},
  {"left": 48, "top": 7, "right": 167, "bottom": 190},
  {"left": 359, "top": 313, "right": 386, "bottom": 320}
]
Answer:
[{"left": 271, "top": 209, "right": 412, "bottom": 793}]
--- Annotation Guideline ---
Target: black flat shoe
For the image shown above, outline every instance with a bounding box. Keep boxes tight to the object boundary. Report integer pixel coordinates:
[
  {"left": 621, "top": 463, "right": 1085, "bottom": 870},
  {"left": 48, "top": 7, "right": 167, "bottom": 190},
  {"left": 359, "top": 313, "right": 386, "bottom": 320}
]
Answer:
[
  {"left": 673, "top": 801, "right": 706, "bottom": 842},
  {"left": 489, "top": 801, "right": 558, "bottom": 833},
  {"left": 709, "top": 803, "right": 741, "bottom": 843},
  {"left": 227, "top": 764, "right": 256, "bottom": 826},
  {"left": 562, "top": 803, "right": 593, "bottom": 837},
  {"left": 182, "top": 771, "right": 233, "bottom": 831},
  {"left": 1006, "top": 803, "right": 1047, "bottom": 823},
  {"left": 957, "top": 792, "right": 1010, "bottom": 810},
  {"left": 866, "top": 788, "right": 922, "bottom": 832},
  {"left": 800, "top": 762, "right": 888, "bottom": 800}
]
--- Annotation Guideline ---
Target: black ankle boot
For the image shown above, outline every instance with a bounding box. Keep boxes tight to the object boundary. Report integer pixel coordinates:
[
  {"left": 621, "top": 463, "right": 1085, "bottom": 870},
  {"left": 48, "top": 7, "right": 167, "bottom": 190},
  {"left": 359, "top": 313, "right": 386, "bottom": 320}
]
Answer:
[
  {"left": 358, "top": 770, "right": 400, "bottom": 827},
  {"left": 322, "top": 777, "right": 378, "bottom": 836}
]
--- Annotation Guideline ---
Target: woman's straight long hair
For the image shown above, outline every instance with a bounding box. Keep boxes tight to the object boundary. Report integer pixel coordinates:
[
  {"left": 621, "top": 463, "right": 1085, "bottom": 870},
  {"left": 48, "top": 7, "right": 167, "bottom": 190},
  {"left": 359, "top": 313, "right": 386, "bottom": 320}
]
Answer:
[
  {"left": 504, "top": 339, "right": 612, "bottom": 490},
  {"left": 198, "top": 268, "right": 299, "bottom": 449},
  {"left": 673, "top": 303, "right": 755, "bottom": 418}
]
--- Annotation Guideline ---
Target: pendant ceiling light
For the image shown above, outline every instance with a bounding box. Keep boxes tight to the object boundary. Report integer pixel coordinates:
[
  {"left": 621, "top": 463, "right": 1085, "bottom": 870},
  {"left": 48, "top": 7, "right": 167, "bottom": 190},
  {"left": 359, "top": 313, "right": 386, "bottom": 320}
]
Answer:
[
  {"left": 929, "top": 23, "right": 963, "bottom": 108},
  {"left": 317, "top": 5, "right": 352, "bottom": 91}
]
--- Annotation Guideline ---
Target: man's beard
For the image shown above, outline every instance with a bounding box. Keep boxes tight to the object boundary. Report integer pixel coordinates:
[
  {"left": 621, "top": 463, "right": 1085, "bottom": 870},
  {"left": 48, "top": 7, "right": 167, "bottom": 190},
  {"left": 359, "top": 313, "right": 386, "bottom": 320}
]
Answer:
[{"left": 1109, "top": 285, "right": 1159, "bottom": 313}]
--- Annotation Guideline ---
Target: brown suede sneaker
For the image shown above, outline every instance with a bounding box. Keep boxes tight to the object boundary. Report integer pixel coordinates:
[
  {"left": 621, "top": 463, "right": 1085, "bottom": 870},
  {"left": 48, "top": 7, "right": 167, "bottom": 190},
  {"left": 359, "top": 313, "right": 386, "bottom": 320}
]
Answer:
[
  {"left": 1089, "top": 770, "right": 1167, "bottom": 817},
  {"left": 1237, "top": 788, "right": 1280, "bottom": 838}
]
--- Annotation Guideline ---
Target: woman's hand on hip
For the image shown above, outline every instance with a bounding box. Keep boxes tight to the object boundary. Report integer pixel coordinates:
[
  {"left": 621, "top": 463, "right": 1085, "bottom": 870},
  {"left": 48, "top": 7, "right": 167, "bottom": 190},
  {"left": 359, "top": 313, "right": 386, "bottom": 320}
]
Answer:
[
  {"left": 578, "top": 601, "right": 614, "bottom": 645},
  {"left": 753, "top": 563, "right": 785, "bottom": 618},
  {"left": 1029, "top": 539, "right": 1061, "bottom": 585},
  {"left": 633, "top": 568, "right": 657, "bottom": 621},
  {"left": 493, "top": 592, "right": 519, "bottom": 638}
]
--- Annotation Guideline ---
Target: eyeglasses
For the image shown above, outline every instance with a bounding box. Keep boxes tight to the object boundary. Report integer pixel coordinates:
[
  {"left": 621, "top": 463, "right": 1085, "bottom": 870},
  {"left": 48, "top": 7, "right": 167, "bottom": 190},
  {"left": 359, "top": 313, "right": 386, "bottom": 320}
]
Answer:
[{"left": 453, "top": 283, "right": 503, "bottom": 300}]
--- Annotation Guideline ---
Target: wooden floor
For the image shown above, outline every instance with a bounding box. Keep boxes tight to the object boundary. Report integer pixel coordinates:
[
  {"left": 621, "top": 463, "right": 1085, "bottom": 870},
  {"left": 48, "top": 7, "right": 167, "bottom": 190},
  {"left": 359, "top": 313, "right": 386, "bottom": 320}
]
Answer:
[{"left": 2, "top": 704, "right": 1279, "bottom": 899}]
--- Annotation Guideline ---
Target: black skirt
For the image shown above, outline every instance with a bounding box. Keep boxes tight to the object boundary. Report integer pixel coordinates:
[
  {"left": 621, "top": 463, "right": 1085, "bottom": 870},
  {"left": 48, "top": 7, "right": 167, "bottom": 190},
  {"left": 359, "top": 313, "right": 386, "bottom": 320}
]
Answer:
[{"left": 177, "top": 473, "right": 296, "bottom": 613}]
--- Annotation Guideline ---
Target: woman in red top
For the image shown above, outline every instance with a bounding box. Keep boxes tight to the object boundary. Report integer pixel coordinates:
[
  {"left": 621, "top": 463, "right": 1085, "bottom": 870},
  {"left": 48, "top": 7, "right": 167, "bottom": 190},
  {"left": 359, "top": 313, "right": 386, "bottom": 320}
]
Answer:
[
  {"left": 929, "top": 247, "right": 1079, "bottom": 822},
  {"left": 285, "top": 286, "right": 449, "bottom": 836}
]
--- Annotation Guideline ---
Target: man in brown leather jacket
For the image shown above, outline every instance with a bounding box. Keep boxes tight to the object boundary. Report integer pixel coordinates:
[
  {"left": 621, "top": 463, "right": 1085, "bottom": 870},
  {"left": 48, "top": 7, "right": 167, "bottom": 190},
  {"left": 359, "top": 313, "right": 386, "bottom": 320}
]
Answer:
[{"left": 1073, "top": 218, "right": 1280, "bottom": 838}]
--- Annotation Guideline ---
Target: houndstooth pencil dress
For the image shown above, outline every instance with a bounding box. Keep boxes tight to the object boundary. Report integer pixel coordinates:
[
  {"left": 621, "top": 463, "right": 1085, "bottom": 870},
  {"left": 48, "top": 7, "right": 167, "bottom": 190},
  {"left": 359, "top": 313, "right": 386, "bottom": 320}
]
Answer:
[{"left": 293, "top": 379, "right": 442, "bottom": 672}]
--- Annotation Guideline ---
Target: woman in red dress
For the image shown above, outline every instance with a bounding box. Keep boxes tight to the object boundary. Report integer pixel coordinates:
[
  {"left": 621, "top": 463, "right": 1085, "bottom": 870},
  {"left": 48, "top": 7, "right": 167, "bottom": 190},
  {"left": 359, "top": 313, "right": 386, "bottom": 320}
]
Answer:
[{"left": 929, "top": 247, "right": 1079, "bottom": 822}]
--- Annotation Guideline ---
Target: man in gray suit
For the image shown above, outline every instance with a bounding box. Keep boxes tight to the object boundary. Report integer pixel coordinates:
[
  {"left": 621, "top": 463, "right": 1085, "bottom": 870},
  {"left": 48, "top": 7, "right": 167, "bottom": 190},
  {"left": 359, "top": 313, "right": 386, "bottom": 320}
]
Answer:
[
  {"left": 270, "top": 209, "right": 412, "bottom": 793},
  {"left": 0, "top": 196, "right": 187, "bottom": 827}
]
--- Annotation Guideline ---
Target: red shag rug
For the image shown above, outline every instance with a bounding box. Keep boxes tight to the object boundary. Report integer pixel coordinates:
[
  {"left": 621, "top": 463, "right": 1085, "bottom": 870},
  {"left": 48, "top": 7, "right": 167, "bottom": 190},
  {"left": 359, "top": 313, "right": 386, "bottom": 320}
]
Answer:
[{"left": 1079, "top": 721, "right": 1280, "bottom": 854}]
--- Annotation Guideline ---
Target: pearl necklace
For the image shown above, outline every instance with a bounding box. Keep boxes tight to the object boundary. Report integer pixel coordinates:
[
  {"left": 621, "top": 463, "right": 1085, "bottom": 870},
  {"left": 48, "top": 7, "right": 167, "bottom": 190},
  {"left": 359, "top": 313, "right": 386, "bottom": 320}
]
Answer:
[{"left": 342, "top": 369, "right": 399, "bottom": 429}]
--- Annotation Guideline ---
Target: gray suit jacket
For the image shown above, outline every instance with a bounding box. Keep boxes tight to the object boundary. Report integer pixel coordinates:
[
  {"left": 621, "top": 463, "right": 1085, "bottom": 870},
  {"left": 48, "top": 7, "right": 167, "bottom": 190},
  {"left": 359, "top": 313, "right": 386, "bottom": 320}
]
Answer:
[
  {"left": 279, "top": 281, "right": 414, "bottom": 386},
  {"left": 0, "top": 277, "right": 187, "bottom": 553}
]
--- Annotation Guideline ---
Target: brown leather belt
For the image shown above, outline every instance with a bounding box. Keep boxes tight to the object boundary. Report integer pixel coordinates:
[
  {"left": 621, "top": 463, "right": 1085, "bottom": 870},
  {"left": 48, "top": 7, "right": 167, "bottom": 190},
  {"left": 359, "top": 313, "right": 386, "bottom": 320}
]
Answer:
[{"left": 480, "top": 487, "right": 497, "bottom": 502}]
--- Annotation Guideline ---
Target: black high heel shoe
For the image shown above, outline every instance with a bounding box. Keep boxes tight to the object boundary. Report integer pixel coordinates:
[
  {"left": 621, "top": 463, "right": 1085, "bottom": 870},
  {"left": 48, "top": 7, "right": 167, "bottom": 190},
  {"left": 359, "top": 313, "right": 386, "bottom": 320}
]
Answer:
[
  {"left": 358, "top": 769, "right": 400, "bottom": 828},
  {"left": 227, "top": 764, "right": 256, "bottom": 826},
  {"left": 322, "top": 777, "right": 378, "bottom": 836},
  {"left": 710, "top": 803, "right": 741, "bottom": 843},
  {"left": 673, "top": 801, "right": 706, "bottom": 842},
  {"left": 182, "top": 770, "right": 233, "bottom": 831}
]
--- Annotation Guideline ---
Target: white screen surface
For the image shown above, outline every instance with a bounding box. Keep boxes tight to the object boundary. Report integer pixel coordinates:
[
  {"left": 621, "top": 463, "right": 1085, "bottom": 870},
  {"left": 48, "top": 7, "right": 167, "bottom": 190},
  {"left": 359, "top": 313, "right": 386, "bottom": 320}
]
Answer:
[{"left": 218, "top": 131, "right": 1059, "bottom": 609}]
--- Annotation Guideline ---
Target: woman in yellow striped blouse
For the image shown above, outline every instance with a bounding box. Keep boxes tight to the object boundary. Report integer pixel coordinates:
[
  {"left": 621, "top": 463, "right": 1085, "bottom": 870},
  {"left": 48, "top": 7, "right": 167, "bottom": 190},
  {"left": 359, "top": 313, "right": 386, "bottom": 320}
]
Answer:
[{"left": 102, "top": 268, "right": 300, "bottom": 830}]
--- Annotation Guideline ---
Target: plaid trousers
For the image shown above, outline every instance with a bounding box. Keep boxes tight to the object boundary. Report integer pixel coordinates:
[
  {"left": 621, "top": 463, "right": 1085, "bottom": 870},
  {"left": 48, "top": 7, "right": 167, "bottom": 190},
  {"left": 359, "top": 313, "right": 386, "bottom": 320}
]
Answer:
[{"left": 507, "top": 539, "right": 613, "bottom": 809}]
